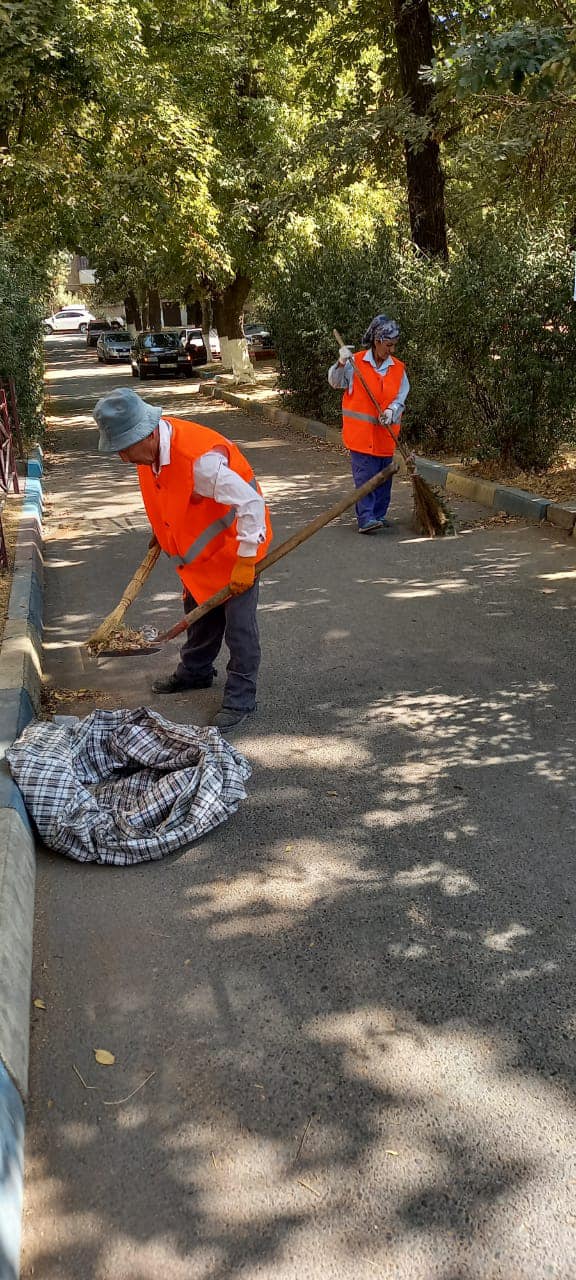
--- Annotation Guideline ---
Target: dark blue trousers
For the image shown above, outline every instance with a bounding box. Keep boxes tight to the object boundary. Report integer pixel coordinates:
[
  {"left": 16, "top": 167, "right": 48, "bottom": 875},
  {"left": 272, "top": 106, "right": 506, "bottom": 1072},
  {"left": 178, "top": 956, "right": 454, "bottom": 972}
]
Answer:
[
  {"left": 349, "top": 451, "right": 394, "bottom": 529},
  {"left": 176, "top": 583, "right": 261, "bottom": 711}
]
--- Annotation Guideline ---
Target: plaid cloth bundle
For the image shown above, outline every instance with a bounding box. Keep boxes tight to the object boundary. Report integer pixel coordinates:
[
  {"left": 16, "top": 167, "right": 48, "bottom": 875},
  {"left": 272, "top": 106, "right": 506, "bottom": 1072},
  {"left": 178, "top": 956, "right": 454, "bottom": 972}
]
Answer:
[{"left": 7, "top": 707, "right": 251, "bottom": 865}]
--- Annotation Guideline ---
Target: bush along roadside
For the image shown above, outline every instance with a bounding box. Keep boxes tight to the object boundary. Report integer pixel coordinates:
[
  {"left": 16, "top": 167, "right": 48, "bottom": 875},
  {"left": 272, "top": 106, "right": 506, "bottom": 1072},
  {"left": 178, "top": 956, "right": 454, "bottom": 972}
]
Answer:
[
  {"left": 266, "top": 218, "right": 576, "bottom": 473},
  {"left": 0, "top": 235, "right": 46, "bottom": 448}
]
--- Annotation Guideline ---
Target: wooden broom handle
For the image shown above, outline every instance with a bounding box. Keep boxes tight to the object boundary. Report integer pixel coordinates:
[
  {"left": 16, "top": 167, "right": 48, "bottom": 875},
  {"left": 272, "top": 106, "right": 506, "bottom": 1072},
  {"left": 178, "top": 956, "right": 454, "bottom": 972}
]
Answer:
[
  {"left": 158, "top": 459, "right": 398, "bottom": 643},
  {"left": 87, "top": 542, "right": 161, "bottom": 647}
]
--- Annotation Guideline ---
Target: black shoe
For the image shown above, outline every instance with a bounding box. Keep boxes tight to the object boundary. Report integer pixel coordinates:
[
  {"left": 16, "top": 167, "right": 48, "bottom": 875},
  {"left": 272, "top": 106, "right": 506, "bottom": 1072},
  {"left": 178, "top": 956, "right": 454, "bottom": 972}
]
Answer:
[
  {"left": 152, "top": 670, "right": 215, "bottom": 694},
  {"left": 213, "top": 707, "right": 253, "bottom": 730}
]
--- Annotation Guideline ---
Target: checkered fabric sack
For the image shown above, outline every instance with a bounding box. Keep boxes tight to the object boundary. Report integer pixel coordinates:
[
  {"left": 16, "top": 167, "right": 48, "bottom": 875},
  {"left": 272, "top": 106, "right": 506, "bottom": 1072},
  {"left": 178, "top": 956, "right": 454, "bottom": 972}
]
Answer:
[{"left": 6, "top": 707, "right": 251, "bottom": 865}]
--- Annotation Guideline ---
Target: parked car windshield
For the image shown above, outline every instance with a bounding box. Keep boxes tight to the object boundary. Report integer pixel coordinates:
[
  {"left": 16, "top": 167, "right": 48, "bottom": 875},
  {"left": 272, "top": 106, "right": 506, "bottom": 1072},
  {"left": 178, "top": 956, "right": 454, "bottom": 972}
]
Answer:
[
  {"left": 108, "top": 331, "right": 130, "bottom": 341},
  {"left": 142, "top": 333, "right": 178, "bottom": 349}
]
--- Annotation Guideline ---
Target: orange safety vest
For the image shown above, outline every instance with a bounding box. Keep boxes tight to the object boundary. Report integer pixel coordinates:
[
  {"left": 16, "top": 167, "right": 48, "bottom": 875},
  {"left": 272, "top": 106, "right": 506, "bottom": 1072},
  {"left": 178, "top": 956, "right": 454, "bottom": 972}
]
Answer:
[
  {"left": 138, "top": 417, "right": 273, "bottom": 604},
  {"left": 342, "top": 351, "right": 405, "bottom": 456}
]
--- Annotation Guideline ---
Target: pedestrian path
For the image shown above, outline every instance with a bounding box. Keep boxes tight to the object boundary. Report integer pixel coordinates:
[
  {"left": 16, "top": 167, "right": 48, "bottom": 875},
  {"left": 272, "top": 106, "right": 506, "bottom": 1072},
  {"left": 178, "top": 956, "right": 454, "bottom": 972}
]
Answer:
[{"left": 22, "top": 336, "right": 576, "bottom": 1280}]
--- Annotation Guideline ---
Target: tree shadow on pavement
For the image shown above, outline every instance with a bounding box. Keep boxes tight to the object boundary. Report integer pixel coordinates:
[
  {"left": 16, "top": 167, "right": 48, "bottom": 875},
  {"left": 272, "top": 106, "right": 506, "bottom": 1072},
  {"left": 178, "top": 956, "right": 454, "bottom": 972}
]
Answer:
[
  {"left": 24, "top": 358, "right": 576, "bottom": 1279},
  {"left": 24, "top": 660, "right": 576, "bottom": 1280}
]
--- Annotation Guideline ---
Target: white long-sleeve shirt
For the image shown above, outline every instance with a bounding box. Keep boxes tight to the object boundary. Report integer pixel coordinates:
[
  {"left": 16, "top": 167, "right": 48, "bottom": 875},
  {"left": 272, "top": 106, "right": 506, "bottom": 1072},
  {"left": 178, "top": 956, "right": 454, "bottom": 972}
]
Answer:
[{"left": 154, "top": 418, "right": 267, "bottom": 557}]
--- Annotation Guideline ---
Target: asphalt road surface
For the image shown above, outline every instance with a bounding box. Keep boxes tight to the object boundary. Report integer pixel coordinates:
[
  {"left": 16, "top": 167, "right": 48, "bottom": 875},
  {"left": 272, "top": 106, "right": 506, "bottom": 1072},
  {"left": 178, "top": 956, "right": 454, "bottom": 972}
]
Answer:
[{"left": 21, "top": 336, "right": 576, "bottom": 1279}]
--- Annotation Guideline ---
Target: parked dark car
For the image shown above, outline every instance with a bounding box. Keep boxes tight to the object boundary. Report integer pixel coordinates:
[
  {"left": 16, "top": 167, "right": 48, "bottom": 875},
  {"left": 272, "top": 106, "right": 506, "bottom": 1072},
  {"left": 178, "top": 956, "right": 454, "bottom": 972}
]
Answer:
[
  {"left": 130, "top": 331, "right": 198, "bottom": 379},
  {"left": 244, "top": 322, "right": 272, "bottom": 348},
  {"left": 244, "top": 321, "right": 275, "bottom": 361},
  {"left": 86, "top": 320, "right": 112, "bottom": 348},
  {"left": 96, "top": 330, "right": 132, "bottom": 363}
]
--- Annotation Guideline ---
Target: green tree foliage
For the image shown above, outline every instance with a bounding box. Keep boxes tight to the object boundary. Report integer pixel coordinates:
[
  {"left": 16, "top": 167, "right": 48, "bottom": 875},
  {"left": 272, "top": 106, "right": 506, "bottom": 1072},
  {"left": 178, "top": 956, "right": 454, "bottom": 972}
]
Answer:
[
  {"left": 267, "top": 217, "right": 576, "bottom": 470},
  {"left": 427, "top": 10, "right": 576, "bottom": 231},
  {"left": 0, "top": 235, "right": 45, "bottom": 440},
  {"left": 430, "top": 19, "right": 576, "bottom": 99},
  {"left": 1, "top": 0, "right": 576, "bottom": 466}
]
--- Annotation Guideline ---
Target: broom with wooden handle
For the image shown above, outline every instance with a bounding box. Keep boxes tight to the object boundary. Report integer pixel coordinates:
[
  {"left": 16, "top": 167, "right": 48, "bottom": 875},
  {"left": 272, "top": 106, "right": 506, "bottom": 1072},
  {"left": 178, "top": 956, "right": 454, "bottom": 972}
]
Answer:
[
  {"left": 85, "top": 541, "right": 161, "bottom": 649},
  {"left": 333, "top": 329, "right": 451, "bottom": 537},
  {"left": 90, "top": 459, "right": 398, "bottom": 655}
]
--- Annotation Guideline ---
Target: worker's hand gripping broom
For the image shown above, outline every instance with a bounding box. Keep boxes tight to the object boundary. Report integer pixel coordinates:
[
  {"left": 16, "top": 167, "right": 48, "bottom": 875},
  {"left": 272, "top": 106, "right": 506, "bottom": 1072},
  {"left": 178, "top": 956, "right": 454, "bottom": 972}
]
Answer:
[{"left": 333, "top": 329, "right": 453, "bottom": 538}]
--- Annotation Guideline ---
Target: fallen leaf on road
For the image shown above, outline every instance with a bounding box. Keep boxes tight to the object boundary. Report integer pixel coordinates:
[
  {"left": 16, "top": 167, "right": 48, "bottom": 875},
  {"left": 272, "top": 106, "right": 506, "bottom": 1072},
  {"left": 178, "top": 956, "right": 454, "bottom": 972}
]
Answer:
[
  {"left": 94, "top": 1049, "right": 115, "bottom": 1066},
  {"left": 33, "top": 998, "right": 46, "bottom": 1010},
  {"left": 326, "top": 791, "right": 338, "bottom": 797},
  {"left": 385, "top": 1149, "right": 400, "bottom": 1157}
]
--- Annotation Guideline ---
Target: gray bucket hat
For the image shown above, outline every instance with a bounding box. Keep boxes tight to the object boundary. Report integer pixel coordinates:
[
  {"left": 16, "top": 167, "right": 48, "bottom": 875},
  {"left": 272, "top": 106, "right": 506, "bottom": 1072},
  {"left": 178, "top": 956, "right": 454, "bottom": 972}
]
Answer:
[{"left": 94, "top": 388, "right": 162, "bottom": 453}]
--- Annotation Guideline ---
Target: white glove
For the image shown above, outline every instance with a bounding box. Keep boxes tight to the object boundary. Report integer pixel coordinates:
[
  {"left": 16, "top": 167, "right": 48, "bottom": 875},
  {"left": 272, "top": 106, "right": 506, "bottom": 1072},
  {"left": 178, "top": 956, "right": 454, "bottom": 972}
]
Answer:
[
  {"left": 338, "top": 345, "right": 354, "bottom": 364},
  {"left": 379, "top": 408, "right": 394, "bottom": 426}
]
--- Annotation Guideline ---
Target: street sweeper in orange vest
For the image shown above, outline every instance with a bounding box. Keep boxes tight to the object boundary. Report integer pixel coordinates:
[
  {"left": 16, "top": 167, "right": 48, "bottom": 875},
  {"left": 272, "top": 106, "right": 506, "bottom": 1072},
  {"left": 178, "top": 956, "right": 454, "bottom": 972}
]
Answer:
[
  {"left": 94, "top": 388, "right": 272, "bottom": 730},
  {"left": 328, "top": 315, "right": 410, "bottom": 534}
]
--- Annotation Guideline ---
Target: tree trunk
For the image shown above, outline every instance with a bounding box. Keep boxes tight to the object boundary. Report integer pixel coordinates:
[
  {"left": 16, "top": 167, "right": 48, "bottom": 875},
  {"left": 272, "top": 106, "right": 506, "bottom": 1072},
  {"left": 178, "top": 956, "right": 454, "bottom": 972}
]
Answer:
[
  {"left": 392, "top": 0, "right": 448, "bottom": 259},
  {"left": 201, "top": 296, "right": 213, "bottom": 362},
  {"left": 138, "top": 289, "right": 149, "bottom": 330},
  {"left": 147, "top": 288, "right": 162, "bottom": 328},
  {"left": 124, "top": 291, "right": 142, "bottom": 333},
  {"left": 212, "top": 274, "right": 251, "bottom": 339},
  {"left": 212, "top": 274, "right": 255, "bottom": 382}
]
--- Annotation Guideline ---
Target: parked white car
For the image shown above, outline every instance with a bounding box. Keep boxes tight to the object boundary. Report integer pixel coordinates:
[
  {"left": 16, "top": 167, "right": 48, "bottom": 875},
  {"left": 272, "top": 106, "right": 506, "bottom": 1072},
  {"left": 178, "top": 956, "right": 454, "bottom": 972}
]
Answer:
[
  {"left": 178, "top": 326, "right": 221, "bottom": 359},
  {"left": 43, "top": 306, "right": 96, "bottom": 334}
]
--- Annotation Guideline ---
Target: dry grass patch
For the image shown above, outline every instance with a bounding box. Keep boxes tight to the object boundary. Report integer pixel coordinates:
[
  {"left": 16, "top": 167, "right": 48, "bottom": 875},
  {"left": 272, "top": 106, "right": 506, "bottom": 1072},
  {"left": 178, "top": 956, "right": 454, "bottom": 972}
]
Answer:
[{"left": 462, "top": 450, "right": 576, "bottom": 505}]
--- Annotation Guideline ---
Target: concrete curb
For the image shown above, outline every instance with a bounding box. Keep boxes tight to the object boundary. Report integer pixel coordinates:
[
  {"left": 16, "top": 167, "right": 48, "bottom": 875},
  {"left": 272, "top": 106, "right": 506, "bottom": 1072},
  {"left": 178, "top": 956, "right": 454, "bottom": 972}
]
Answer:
[
  {"left": 0, "top": 1063, "right": 25, "bottom": 1280},
  {"left": 0, "top": 448, "right": 43, "bottom": 1280},
  {"left": 205, "top": 384, "right": 344, "bottom": 450},
  {"left": 201, "top": 383, "right": 576, "bottom": 533}
]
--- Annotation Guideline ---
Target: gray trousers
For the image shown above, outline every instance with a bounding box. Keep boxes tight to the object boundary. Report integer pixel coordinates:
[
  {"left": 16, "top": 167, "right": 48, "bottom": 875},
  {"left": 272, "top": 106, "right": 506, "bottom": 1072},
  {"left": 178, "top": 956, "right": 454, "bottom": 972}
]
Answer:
[{"left": 176, "top": 583, "right": 261, "bottom": 711}]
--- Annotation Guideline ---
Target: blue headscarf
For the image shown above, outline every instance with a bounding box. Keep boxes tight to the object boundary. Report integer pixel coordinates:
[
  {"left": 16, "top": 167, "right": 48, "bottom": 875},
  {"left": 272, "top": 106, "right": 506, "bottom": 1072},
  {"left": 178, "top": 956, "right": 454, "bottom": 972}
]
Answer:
[{"left": 362, "top": 315, "right": 400, "bottom": 346}]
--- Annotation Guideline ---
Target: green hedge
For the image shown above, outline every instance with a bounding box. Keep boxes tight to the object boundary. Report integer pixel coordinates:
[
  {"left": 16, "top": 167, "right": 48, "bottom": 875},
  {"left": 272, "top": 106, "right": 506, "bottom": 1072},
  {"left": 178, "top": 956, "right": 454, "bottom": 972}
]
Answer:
[
  {"left": 0, "top": 236, "right": 45, "bottom": 445},
  {"left": 267, "top": 221, "right": 576, "bottom": 471}
]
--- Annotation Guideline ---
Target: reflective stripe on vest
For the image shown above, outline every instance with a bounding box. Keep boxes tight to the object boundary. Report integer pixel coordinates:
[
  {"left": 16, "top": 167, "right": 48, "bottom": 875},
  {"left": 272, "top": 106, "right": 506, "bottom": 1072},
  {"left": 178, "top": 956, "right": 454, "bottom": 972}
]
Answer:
[
  {"left": 344, "top": 409, "right": 379, "bottom": 425},
  {"left": 172, "top": 476, "right": 260, "bottom": 567}
]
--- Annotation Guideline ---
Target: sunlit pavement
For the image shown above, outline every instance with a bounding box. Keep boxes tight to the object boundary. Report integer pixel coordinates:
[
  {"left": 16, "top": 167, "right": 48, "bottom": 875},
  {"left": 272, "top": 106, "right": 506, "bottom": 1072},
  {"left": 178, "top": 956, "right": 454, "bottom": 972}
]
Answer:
[{"left": 22, "top": 336, "right": 576, "bottom": 1279}]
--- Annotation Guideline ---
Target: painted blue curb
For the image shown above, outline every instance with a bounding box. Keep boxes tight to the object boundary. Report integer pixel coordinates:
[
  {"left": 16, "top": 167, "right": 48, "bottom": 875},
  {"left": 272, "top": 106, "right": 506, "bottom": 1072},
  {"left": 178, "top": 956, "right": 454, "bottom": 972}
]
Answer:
[
  {"left": 493, "top": 485, "right": 550, "bottom": 522},
  {"left": 0, "top": 1062, "right": 24, "bottom": 1280},
  {"left": 0, "top": 446, "right": 44, "bottom": 1280},
  {"left": 414, "top": 457, "right": 449, "bottom": 489},
  {"left": 0, "top": 689, "right": 36, "bottom": 748}
]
